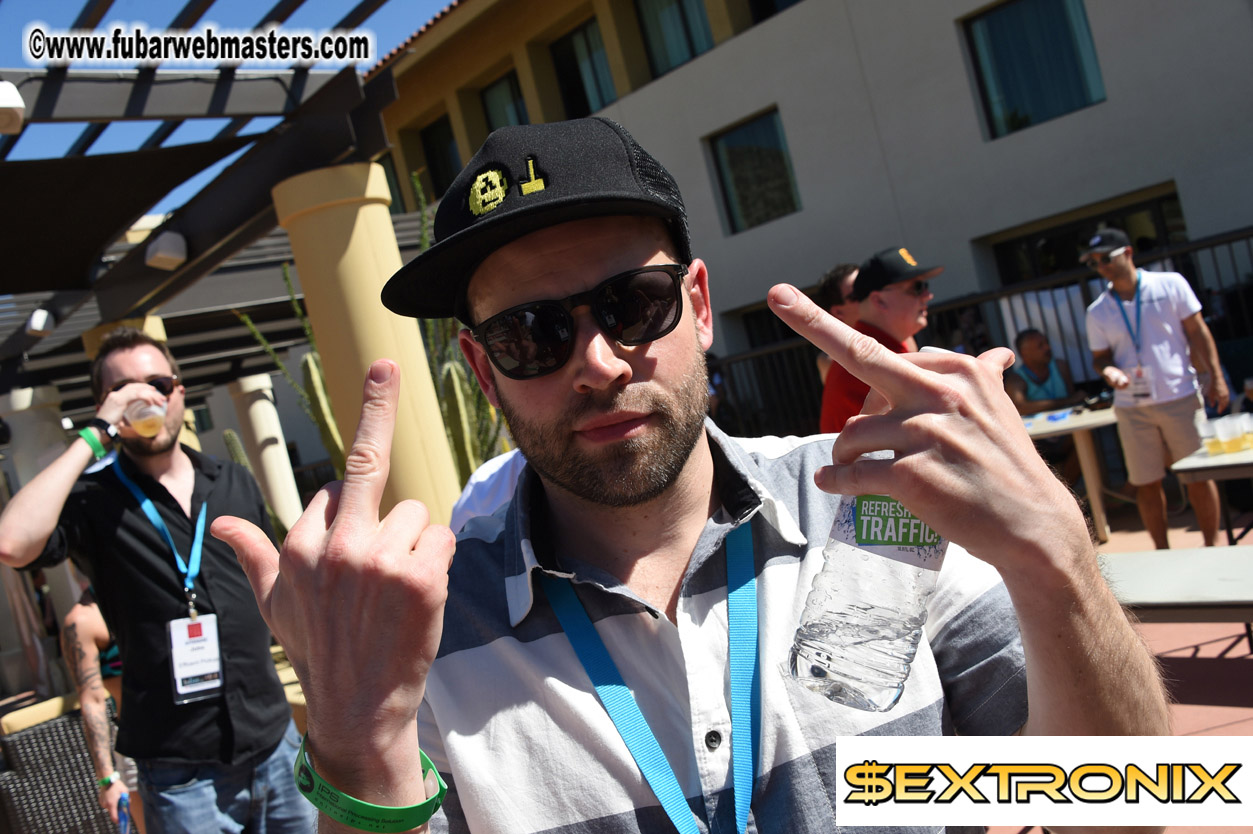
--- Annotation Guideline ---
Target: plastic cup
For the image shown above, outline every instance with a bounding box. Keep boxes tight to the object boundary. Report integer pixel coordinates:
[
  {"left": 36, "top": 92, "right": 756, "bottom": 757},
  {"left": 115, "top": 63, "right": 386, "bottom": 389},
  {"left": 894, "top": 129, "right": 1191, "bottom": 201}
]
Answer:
[
  {"left": 125, "top": 401, "right": 167, "bottom": 437},
  {"left": 1200, "top": 419, "right": 1224, "bottom": 456},
  {"left": 1242, "top": 412, "right": 1253, "bottom": 446},
  {"left": 1213, "top": 415, "right": 1246, "bottom": 454}
]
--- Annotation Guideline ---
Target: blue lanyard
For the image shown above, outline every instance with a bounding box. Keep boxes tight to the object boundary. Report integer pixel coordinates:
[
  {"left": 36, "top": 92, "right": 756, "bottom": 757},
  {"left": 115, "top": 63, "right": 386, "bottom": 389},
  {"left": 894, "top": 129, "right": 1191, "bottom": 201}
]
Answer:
[
  {"left": 540, "top": 522, "right": 759, "bottom": 834},
  {"left": 112, "top": 457, "right": 207, "bottom": 616},
  {"left": 1114, "top": 270, "right": 1143, "bottom": 359}
]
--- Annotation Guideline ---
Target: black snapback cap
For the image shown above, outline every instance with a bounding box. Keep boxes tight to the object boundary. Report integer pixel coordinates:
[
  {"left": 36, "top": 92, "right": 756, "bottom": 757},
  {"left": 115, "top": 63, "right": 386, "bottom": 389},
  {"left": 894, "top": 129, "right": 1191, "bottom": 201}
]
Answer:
[
  {"left": 851, "top": 247, "right": 944, "bottom": 300},
  {"left": 1080, "top": 228, "right": 1130, "bottom": 256},
  {"left": 381, "top": 117, "right": 692, "bottom": 324}
]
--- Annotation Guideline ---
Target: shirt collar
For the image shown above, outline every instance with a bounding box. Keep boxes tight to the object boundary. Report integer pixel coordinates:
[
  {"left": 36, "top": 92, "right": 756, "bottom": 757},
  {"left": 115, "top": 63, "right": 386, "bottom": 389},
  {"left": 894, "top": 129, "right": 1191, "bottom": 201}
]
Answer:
[{"left": 502, "top": 419, "right": 808, "bottom": 627}]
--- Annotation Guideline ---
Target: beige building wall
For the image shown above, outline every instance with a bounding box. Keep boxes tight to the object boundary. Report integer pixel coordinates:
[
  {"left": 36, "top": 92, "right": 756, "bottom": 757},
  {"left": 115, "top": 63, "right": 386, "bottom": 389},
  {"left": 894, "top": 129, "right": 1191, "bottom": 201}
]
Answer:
[{"left": 379, "top": 0, "right": 1253, "bottom": 355}]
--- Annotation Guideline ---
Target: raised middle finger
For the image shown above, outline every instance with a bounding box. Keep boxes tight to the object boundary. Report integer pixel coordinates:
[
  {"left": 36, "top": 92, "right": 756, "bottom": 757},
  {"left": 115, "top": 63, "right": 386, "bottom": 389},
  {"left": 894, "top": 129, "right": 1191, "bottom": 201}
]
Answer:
[
  {"left": 333, "top": 360, "right": 401, "bottom": 533},
  {"left": 767, "top": 284, "right": 933, "bottom": 404}
]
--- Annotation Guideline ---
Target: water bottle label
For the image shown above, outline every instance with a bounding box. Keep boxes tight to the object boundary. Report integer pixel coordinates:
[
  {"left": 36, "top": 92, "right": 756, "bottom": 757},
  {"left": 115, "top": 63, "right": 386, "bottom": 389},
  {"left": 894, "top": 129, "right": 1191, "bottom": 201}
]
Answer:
[
  {"left": 854, "top": 496, "right": 940, "bottom": 546},
  {"left": 843, "top": 495, "right": 946, "bottom": 570}
]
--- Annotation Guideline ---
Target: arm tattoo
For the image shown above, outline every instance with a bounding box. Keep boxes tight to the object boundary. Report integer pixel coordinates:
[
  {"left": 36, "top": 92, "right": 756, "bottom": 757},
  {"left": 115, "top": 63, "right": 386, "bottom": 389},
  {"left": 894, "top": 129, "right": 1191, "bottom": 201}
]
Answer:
[{"left": 62, "top": 622, "right": 113, "bottom": 777}]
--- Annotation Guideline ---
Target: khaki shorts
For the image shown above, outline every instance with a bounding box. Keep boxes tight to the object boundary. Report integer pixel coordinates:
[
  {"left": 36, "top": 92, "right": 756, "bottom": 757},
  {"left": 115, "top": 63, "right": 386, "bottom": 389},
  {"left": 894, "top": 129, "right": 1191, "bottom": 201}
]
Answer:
[{"left": 1114, "top": 393, "right": 1204, "bottom": 486}]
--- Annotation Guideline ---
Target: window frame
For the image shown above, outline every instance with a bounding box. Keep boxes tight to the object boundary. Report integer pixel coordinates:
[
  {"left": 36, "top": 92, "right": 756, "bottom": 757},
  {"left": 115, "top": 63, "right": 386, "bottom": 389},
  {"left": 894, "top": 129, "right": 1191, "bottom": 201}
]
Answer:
[
  {"left": 550, "top": 17, "right": 618, "bottom": 119},
  {"left": 709, "top": 108, "right": 802, "bottom": 235},
  {"left": 634, "top": 0, "right": 715, "bottom": 79},
  {"left": 964, "top": 0, "right": 1106, "bottom": 140},
  {"left": 481, "top": 70, "right": 530, "bottom": 133},
  {"left": 419, "top": 115, "right": 462, "bottom": 201}
]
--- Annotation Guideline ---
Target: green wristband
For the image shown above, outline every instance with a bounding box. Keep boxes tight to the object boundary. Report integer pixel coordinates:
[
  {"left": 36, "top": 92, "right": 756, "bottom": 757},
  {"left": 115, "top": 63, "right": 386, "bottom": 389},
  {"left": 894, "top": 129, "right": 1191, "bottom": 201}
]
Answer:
[
  {"left": 294, "top": 734, "right": 447, "bottom": 833},
  {"left": 78, "top": 427, "right": 107, "bottom": 461},
  {"left": 97, "top": 770, "right": 122, "bottom": 788}
]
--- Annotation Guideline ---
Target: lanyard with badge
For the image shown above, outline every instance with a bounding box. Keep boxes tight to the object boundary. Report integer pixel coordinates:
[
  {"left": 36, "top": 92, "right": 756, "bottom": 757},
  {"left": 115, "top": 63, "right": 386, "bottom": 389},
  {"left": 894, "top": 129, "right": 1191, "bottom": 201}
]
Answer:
[
  {"left": 540, "top": 522, "right": 758, "bottom": 834},
  {"left": 113, "top": 458, "right": 222, "bottom": 704},
  {"left": 1115, "top": 270, "right": 1154, "bottom": 402}
]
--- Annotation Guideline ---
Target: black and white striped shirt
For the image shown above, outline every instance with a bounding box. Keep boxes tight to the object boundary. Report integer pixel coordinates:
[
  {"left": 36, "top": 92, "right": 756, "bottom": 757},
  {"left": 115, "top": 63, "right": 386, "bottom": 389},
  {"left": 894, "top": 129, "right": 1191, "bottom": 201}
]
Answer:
[{"left": 421, "top": 422, "right": 1026, "bottom": 833}]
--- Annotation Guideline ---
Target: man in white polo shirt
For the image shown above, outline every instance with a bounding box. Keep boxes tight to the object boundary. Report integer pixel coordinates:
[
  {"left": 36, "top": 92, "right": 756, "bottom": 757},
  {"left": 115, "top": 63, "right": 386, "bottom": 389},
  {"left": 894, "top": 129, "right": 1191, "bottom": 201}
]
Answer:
[{"left": 1083, "top": 227, "right": 1227, "bottom": 549}]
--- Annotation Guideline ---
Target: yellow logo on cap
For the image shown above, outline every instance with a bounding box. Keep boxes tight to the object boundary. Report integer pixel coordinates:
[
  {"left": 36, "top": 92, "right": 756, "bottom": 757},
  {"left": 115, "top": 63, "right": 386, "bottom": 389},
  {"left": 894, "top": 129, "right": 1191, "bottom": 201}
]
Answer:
[
  {"left": 520, "top": 157, "right": 546, "bottom": 196},
  {"left": 469, "top": 169, "right": 509, "bottom": 216},
  {"left": 899, "top": 248, "right": 918, "bottom": 267}
]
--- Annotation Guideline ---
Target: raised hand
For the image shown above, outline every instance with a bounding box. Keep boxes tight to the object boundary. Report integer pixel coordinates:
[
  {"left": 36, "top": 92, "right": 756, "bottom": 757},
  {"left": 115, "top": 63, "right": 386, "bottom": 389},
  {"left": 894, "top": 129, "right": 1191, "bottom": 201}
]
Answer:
[
  {"left": 211, "top": 360, "right": 455, "bottom": 804},
  {"left": 766, "top": 284, "right": 1090, "bottom": 573}
]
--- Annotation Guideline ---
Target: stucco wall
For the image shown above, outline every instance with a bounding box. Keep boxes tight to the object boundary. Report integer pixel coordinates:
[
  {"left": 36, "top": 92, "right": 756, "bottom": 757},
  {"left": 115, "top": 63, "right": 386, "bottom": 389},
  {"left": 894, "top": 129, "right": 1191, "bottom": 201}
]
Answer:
[{"left": 591, "top": 0, "right": 1253, "bottom": 353}]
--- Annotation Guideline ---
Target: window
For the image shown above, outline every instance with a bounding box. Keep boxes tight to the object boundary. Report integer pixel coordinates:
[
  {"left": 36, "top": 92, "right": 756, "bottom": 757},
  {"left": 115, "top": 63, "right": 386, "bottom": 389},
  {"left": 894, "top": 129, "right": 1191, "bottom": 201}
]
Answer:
[
  {"left": 635, "top": 0, "right": 714, "bottom": 77},
  {"left": 481, "top": 71, "right": 529, "bottom": 132},
  {"left": 420, "top": 116, "right": 462, "bottom": 200},
  {"left": 711, "top": 110, "right": 800, "bottom": 233},
  {"left": 991, "top": 193, "right": 1187, "bottom": 286},
  {"left": 551, "top": 19, "right": 618, "bottom": 119},
  {"left": 191, "top": 403, "right": 213, "bottom": 433},
  {"left": 966, "top": 0, "right": 1105, "bottom": 139}
]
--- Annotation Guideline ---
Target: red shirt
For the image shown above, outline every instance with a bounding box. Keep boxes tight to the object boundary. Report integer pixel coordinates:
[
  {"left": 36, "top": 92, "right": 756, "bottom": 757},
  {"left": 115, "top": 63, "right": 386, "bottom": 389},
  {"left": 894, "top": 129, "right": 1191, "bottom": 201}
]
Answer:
[{"left": 819, "top": 321, "right": 909, "bottom": 433}]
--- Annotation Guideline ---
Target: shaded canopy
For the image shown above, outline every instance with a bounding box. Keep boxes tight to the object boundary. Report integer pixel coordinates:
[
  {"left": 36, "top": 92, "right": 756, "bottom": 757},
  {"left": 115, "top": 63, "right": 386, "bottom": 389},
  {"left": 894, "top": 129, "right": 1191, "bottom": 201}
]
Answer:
[{"left": 0, "top": 136, "right": 250, "bottom": 294}]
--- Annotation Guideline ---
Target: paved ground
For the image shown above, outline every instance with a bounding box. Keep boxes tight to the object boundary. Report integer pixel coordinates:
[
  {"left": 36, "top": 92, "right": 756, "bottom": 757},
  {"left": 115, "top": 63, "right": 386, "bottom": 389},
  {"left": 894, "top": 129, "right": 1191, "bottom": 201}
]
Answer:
[{"left": 990, "top": 493, "right": 1253, "bottom": 833}]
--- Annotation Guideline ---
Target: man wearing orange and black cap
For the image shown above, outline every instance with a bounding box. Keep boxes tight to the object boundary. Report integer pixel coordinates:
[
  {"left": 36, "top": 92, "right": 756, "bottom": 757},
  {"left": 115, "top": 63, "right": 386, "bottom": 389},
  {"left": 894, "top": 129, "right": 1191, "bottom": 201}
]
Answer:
[{"left": 819, "top": 247, "right": 943, "bottom": 432}]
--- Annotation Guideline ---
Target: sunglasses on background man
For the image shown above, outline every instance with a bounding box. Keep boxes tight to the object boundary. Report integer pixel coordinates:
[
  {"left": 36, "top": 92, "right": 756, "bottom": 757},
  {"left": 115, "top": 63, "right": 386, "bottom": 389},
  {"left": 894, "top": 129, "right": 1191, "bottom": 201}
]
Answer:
[
  {"left": 1083, "top": 246, "right": 1128, "bottom": 267},
  {"left": 107, "top": 375, "right": 179, "bottom": 398},
  {"left": 883, "top": 280, "right": 930, "bottom": 298}
]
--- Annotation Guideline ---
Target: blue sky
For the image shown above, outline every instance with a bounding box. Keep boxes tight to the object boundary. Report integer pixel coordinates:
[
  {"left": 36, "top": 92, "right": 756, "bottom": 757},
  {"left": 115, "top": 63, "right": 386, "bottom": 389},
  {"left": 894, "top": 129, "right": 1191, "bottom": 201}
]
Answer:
[{"left": 1, "top": 0, "right": 449, "bottom": 213}]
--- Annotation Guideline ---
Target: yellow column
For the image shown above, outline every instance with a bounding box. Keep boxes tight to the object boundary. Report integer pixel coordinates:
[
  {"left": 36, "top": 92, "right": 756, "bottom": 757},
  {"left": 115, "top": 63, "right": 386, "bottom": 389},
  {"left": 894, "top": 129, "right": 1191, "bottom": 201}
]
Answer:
[
  {"left": 227, "top": 374, "right": 304, "bottom": 532},
  {"left": 271, "top": 162, "right": 460, "bottom": 521}
]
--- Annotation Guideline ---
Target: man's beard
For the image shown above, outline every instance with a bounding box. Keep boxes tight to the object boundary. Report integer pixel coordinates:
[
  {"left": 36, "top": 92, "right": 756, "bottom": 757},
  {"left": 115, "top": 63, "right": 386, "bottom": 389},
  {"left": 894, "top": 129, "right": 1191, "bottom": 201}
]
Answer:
[
  {"left": 119, "top": 428, "right": 179, "bottom": 458},
  {"left": 496, "top": 351, "right": 710, "bottom": 508}
]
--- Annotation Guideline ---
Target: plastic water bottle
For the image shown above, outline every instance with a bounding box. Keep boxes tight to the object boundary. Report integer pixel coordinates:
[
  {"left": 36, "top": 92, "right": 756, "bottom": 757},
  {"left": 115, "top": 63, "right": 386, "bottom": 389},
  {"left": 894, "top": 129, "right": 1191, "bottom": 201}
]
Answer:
[
  {"left": 788, "top": 452, "right": 948, "bottom": 712},
  {"left": 117, "top": 791, "right": 131, "bottom": 833}
]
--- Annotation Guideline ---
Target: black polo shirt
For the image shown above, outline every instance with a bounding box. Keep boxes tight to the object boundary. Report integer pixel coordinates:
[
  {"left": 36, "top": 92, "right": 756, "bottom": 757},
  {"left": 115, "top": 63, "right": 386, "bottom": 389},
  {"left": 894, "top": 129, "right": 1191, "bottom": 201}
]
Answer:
[{"left": 33, "top": 446, "right": 290, "bottom": 766}]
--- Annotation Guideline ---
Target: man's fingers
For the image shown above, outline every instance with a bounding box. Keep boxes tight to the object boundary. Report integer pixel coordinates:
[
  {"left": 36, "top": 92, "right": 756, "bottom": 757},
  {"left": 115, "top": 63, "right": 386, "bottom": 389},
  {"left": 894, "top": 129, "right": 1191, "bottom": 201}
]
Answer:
[
  {"left": 210, "top": 515, "right": 280, "bottom": 616},
  {"left": 337, "top": 360, "right": 401, "bottom": 528},
  {"left": 977, "top": 346, "right": 1016, "bottom": 372},
  {"left": 767, "top": 284, "right": 929, "bottom": 400}
]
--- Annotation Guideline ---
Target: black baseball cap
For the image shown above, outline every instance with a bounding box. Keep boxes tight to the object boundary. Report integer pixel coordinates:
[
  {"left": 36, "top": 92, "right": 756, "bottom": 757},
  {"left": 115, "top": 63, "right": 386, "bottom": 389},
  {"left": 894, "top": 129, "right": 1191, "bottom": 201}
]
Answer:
[
  {"left": 1080, "top": 228, "right": 1130, "bottom": 256},
  {"left": 851, "top": 247, "right": 944, "bottom": 300},
  {"left": 381, "top": 117, "right": 692, "bottom": 324}
]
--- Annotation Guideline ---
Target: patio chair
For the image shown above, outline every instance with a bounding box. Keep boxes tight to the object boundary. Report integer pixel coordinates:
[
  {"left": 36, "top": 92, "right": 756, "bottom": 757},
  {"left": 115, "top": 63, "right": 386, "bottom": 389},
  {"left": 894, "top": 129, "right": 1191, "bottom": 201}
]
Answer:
[{"left": 0, "top": 694, "right": 117, "bottom": 833}]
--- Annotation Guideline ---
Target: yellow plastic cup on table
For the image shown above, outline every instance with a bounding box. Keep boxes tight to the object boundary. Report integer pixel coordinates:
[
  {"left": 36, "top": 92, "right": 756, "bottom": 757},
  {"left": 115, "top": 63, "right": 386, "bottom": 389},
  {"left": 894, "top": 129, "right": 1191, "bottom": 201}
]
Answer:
[
  {"left": 1213, "top": 415, "right": 1246, "bottom": 454},
  {"left": 1201, "top": 419, "right": 1224, "bottom": 456}
]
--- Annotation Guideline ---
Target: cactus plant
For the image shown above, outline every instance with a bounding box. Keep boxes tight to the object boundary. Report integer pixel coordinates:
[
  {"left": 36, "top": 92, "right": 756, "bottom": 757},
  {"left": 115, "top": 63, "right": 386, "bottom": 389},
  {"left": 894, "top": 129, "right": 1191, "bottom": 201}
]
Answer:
[
  {"left": 222, "top": 428, "right": 288, "bottom": 541},
  {"left": 234, "top": 264, "right": 345, "bottom": 481},
  {"left": 301, "top": 350, "right": 346, "bottom": 478}
]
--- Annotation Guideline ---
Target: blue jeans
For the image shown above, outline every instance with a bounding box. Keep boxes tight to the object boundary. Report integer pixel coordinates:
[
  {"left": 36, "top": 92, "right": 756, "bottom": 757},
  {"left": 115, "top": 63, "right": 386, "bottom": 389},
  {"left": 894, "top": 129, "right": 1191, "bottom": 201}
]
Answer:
[{"left": 136, "top": 718, "right": 316, "bottom": 833}]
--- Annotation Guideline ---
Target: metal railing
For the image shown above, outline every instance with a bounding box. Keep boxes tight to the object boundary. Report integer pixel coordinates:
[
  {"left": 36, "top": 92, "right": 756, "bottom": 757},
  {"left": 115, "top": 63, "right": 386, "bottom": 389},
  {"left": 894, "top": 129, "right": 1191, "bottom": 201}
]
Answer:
[{"left": 714, "top": 226, "right": 1253, "bottom": 438}]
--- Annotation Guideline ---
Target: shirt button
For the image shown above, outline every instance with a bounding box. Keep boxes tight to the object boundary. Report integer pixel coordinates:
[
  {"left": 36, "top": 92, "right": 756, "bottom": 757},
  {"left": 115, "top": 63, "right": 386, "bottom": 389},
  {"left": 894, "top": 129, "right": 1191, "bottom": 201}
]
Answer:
[{"left": 704, "top": 730, "right": 722, "bottom": 750}]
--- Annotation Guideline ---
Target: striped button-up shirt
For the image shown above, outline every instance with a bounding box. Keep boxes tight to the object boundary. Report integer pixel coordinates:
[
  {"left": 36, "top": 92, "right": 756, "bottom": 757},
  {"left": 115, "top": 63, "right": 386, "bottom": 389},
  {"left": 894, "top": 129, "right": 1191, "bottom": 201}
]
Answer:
[{"left": 422, "top": 421, "right": 1027, "bottom": 833}]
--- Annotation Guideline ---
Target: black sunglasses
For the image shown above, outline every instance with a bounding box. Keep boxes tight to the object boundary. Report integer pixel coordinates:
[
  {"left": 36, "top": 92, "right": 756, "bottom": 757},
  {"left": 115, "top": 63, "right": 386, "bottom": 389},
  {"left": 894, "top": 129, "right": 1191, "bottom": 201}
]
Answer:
[
  {"left": 1083, "top": 246, "right": 1128, "bottom": 267},
  {"left": 885, "top": 280, "right": 929, "bottom": 298},
  {"left": 109, "top": 375, "right": 179, "bottom": 397},
  {"left": 471, "top": 264, "right": 687, "bottom": 380}
]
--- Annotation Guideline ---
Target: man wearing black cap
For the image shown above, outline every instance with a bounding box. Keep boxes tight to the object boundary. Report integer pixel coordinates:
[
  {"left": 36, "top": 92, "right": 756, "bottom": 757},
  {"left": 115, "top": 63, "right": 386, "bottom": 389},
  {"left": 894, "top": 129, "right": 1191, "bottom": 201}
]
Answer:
[
  {"left": 1083, "top": 227, "right": 1225, "bottom": 549},
  {"left": 819, "top": 247, "right": 942, "bottom": 433},
  {"left": 214, "top": 119, "right": 1169, "bottom": 834}
]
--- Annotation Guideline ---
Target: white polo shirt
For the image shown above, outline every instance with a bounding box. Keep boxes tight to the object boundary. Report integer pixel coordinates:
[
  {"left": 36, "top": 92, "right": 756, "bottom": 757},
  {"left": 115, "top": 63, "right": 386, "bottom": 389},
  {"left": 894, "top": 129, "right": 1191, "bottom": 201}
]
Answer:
[{"left": 1085, "top": 270, "right": 1202, "bottom": 408}]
